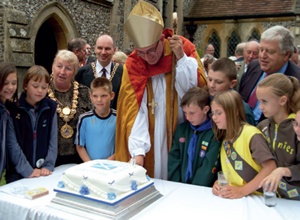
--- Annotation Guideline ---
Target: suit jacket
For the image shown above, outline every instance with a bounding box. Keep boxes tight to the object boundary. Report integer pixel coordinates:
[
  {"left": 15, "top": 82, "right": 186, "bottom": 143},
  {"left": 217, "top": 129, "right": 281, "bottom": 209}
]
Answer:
[
  {"left": 235, "top": 61, "right": 246, "bottom": 91},
  {"left": 86, "top": 55, "right": 96, "bottom": 65},
  {"left": 75, "top": 62, "right": 123, "bottom": 110},
  {"left": 239, "top": 59, "right": 300, "bottom": 102}
]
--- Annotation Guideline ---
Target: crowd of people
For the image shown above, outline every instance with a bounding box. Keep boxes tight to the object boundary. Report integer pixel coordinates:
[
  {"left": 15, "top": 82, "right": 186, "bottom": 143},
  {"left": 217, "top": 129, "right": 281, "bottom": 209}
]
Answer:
[{"left": 0, "top": 0, "right": 299, "bottom": 202}]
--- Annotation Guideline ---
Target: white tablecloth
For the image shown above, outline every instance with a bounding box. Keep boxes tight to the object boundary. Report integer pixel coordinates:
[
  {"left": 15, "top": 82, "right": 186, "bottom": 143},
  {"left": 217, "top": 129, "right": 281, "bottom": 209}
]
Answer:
[{"left": 0, "top": 164, "right": 299, "bottom": 220}]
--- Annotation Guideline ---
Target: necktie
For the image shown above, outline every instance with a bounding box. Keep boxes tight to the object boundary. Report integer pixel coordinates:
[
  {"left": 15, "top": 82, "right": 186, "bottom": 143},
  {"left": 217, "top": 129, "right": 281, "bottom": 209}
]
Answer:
[
  {"left": 248, "top": 73, "right": 267, "bottom": 109},
  {"left": 248, "top": 88, "right": 257, "bottom": 109},
  {"left": 101, "top": 68, "right": 107, "bottom": 78}
]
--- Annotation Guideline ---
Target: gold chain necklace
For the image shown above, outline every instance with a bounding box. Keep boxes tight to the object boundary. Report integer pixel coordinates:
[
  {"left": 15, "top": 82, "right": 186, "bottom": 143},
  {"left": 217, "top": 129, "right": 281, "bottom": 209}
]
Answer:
[
  {"left": 48, "top": 81, "right": 79, "bottom": 139},
  {"left": 91, "top": 62, "right": 119, "bottom": 81}
]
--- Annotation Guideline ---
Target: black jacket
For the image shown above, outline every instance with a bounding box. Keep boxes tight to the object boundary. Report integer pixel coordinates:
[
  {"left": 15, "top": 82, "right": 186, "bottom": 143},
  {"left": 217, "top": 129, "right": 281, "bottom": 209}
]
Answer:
[
  {"left": 6, "top": 93, "right": 57, "bottom": 182},
  {"left": 75, "top": 62, "right": 123, "bottom": 110},
  {"left": 239, "top": 59, "right": 300, "bottom": 102}
]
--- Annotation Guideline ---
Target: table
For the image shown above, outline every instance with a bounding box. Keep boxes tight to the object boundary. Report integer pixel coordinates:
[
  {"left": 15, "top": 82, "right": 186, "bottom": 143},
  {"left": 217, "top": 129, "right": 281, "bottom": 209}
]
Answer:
[{"left": 0, "top": 165, "right": 299, "bottom": 220}]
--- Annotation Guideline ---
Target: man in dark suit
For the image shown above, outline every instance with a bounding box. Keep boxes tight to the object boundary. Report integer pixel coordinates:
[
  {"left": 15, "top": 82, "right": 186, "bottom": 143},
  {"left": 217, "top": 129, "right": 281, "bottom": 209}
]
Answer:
[
  {"left": 239, "top": 25, "right": 300, "bottom": 124},
  {"left": 85, "top": 43, "right": 96, "bottom": 65},
  {"left": 75, "top": 35, "right": 123, "bottom": 110},
  {"left": 235, "top": 40, "right": 260, "bottom": 91},
  {"left": 67, "top": 38, "right": 87, "bottom": 67}
]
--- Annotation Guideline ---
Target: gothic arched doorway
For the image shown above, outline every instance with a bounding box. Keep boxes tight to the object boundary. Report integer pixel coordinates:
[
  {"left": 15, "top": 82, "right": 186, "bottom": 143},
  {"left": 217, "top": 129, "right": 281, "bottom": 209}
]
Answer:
[
  {"left": 35, "top": 20, "right": 57, "bottom": 73},
  {"left": 31, "top": 2, "right": 79, "bottom": 74}
]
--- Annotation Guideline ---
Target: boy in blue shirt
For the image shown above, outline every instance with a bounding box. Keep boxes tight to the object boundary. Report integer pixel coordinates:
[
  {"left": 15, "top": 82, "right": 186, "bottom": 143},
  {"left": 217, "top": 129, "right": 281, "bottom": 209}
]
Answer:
[{"left": 75, "top": 77, "right": 116, "bottom": 161}]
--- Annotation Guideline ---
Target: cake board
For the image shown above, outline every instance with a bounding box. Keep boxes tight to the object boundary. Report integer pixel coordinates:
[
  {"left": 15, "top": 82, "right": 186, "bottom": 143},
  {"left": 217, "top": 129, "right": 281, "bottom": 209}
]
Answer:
[{"left": 50, "top": 185, "right": 162, "bottom": 219}]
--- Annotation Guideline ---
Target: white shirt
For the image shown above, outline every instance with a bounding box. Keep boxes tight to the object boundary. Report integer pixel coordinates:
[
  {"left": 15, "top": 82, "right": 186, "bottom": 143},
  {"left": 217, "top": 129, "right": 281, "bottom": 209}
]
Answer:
[
  {"left": 96, "top": 60, "right": 112, "bottom": 79},
  {"left": 128, "top": 54, "right": 198, "bottom": 179}
]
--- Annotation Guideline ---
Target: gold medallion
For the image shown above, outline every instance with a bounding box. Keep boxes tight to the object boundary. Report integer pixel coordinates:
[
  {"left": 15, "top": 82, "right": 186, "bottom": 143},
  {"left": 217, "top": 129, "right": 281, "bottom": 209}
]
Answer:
[
  {"left": 48, "top": 81, "right": 79, "bottom": 139},
  {"left": 62, "top": 106, "right": 71, "bottom": 115},
  {"left": 60, "top": 123, "right": 74, "bottom": 139}
]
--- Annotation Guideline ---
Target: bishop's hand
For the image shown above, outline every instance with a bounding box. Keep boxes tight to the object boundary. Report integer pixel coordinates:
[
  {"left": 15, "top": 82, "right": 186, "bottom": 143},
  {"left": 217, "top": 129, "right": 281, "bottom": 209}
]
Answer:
[
  {"left": 168, "top": 35, "right": 184, "bottom": 60},
  {"left": 134, "top": 155, "right": 144, "bottom": 166}
]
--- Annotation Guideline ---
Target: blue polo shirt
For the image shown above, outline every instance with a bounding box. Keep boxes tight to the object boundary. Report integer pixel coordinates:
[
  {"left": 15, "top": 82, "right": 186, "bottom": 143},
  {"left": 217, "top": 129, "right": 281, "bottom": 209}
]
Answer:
[{"left": 75, "top": 109, "right": 116, "bottom": 159}]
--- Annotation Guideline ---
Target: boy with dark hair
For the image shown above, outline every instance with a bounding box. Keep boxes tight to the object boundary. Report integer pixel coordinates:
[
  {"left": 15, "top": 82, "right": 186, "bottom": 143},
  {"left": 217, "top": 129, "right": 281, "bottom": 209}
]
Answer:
[{"left": 168, "top": 87, "right": 221, "bottom": 186}]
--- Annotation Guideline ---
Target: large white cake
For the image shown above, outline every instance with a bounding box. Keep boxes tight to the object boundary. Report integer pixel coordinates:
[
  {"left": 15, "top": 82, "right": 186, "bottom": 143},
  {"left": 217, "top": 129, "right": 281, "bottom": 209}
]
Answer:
[{"left": 54, "top": 160, "right": 153, "bottom": 205}]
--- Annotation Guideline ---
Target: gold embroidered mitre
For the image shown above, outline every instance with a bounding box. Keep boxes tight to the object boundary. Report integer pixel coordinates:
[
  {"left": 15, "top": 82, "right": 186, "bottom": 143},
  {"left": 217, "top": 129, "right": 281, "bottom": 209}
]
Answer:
[{"left": 124, "top": 0, "right": 164, "bottom": 48}]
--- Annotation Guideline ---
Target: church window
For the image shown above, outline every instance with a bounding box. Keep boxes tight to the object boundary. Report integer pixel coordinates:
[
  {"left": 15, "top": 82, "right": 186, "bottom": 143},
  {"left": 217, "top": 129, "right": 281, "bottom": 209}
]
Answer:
[
  {"left": 248, "top": 29, "right": 261, "bottom": 41},
  {"left": 227, "top": 31, "right": 241, "bottom": 57},
  {"left": 208, "top": 31, "right": 220, "bottom": 58}
]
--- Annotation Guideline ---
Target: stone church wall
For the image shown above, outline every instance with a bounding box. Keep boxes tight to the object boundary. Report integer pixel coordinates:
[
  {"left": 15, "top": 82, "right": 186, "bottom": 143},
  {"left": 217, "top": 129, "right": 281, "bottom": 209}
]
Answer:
[
  {"left": 1, "top": 0, "right": 111, "bottom": 45},
  {"left": 0, "top": 0, "right": 114, "bottom": 82}
]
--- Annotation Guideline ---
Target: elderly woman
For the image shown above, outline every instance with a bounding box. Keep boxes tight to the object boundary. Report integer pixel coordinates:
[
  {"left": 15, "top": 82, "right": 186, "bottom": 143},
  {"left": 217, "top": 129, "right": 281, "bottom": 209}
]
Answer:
[
  {"left": 112, "top": 51, "right": 128, "bottom": 65},
  {"left": 48, "top": 50, "right": 92, "bottom": 166}
]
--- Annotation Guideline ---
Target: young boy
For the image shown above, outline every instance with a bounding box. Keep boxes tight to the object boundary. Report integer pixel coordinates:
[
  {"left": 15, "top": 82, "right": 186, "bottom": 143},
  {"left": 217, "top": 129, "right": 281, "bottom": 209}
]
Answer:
[
  {"left": 207, "top": 57, "right": 255, "bottom": 125},
  {"left": 168, "top": 87, "right": 221, "bottom": 186},
  {"left": 75, "top": 77, "right": 116, "bottom": 161}
]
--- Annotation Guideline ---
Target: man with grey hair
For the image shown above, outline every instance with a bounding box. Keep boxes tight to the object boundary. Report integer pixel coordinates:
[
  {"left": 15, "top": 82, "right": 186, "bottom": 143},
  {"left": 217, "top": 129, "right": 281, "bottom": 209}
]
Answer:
[
  {"left": 235, "top": 40, "right": 260, "bottom": 91},
  {"left": 205, "top": 43, "right": 215, "bottom": 56},
  {"left": 243, "top": 40, "right": 260, "bottom": 68},
  {"left": 239, "top": 25, "right": 300, "bottom": 124},
  {"left": 235, "top": 42, "right": 246, "bottom": 60},
  {"left": 233, "top": 42, "right": 246, "bottom": 70},
  {"left": 67, "top": 38, "right": 87, "bottom": 66},
  {"left": 201, "top": 43, "right": 216, "bottom": 65}
]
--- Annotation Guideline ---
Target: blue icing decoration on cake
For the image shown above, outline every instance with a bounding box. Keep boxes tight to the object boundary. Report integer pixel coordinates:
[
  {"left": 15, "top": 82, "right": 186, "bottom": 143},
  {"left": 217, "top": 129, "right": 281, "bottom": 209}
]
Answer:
[
  {"left": 57, "top": 181, "right": 65, "bottom": 188},
  {"left": 146, "top": 175, "right": 150, "bottom": 181},
  {"left": 79, "top": 185, "right": 90, "bottom": 195},
  {"left": 91, "top": 163, "right": 117, "bottom": 170},
  {"left": 107, "top": 192, "right": 116, "bottom": 200},
  {"left": 131, "top": 181, "right": 138, "bottom": 190}
]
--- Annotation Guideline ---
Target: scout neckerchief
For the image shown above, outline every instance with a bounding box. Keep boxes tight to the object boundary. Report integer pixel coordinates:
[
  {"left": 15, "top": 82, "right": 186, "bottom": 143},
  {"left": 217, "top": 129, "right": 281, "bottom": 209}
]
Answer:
[
  {"left": 185, "top": 118, "right": 212, "bottom": 182},
  {"left": 261, "top": 121, "right": 300, "bottom": 200}
]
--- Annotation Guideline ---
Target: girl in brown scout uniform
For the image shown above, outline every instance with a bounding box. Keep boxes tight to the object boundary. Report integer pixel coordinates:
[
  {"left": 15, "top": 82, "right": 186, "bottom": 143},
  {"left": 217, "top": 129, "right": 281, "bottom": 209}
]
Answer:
[
  {"left": 211, "top": 90, "right": 276, "bottom": 199},
  {"left": 257, "top": 73, "right": 300, "bottom": 200}
]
